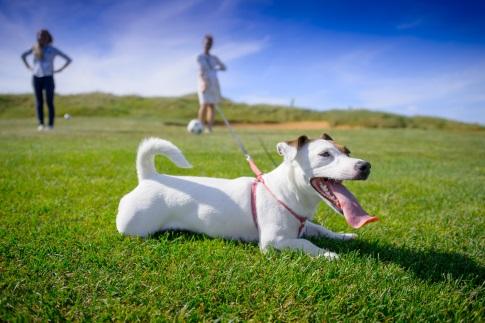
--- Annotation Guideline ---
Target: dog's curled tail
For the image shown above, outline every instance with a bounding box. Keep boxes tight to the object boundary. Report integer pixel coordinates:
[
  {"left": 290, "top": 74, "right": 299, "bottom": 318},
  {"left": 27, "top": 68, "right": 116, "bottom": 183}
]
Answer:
[{"left": 136, "top": 137, "right": 192, "bottom": 182}]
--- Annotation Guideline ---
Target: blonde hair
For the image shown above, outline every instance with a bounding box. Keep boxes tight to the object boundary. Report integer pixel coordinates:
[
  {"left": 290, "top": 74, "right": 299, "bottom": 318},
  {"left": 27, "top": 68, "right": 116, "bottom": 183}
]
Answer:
[{"left": 33, "top": 29, "right": 53, "bottom": 59}]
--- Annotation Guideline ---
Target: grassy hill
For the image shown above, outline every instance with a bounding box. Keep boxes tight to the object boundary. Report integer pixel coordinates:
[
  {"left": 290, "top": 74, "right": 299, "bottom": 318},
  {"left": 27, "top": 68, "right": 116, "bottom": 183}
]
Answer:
[{"left": 0, "top": 92, "right": 482, "bottom": 131}]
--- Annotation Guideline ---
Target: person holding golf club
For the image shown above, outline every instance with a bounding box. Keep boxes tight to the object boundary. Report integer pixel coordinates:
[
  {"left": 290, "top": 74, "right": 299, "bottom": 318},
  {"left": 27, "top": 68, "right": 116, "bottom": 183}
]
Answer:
[
  {"left": 197, "top": 34, "right": 226, "bottom": 133},
  {"left": 21, "top": 29, "right": 72, "bottom": 131}
]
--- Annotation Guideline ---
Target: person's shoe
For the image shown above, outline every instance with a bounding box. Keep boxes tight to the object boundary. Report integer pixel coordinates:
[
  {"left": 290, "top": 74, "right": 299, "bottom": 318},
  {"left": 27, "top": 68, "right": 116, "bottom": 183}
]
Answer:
[
  {"left": 37, "top": 125, "right": 45, "bottom": 131},
  {"left": 45, "top": 126, "right": 54, "bottom": 131},
  {"left": 204, "top": 127, "right": 212, "bottom": 134}
]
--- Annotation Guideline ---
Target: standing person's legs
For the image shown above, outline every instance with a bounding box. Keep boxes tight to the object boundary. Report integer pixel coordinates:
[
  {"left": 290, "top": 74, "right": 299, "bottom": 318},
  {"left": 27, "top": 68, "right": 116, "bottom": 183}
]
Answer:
[
  {"left": 205, "top": 104, "right": 215, "bottom": 131},
  {"left": 198, "top": 103, "right": 207, "bottom": 124},
  {"left": 45, "top": 76, "right": 55, "bottom": 128},
  {"left": 32, "top": 76, "right": 45, "bottom": 127}
]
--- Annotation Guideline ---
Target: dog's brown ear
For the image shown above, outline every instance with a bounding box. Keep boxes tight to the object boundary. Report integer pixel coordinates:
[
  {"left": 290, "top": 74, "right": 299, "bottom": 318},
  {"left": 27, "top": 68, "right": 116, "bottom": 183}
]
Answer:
[
  {"left": 286, "top": 135, "right": 309, "bottom": 150},
  {"left": 321, "top": 133, "right": 333, "bottom": 141},
  {"left": 276, "top": 135, "right": 309, "bottom": 161}
]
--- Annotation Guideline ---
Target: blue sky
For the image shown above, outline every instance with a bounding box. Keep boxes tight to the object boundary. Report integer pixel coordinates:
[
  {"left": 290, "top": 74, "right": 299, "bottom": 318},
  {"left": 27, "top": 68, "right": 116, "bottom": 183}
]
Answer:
[{"left": 1, "top": 0, "right": 484, "bottom": 123}]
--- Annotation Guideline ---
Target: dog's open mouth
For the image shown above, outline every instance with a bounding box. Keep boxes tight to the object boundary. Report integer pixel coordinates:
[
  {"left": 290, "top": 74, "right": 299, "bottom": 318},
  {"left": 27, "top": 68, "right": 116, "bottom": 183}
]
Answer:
[{"left": 310, "top": 177, "right": 379, "bottom": 228}]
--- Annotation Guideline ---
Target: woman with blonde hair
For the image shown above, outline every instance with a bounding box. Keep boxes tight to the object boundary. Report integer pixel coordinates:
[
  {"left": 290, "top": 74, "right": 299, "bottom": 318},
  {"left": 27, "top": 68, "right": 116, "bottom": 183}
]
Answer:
[
  {"left": 21, "top": 29, "right": 72, "bottom": 131},
  {"left": 197, "top": 34, "right": 226, "bottom": 133}
]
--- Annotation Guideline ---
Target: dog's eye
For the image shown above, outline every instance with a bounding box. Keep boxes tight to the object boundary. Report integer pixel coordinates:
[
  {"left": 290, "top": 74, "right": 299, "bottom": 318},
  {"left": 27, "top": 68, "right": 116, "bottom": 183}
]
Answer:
[{"left": 319, "top": 151, "right": 331, "bottom": 158}]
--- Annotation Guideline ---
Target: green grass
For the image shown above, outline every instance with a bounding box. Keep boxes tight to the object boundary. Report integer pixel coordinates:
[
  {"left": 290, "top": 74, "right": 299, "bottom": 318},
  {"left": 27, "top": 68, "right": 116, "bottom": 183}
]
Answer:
[
  {"left": 1, "top": 92, "right": 483, "bottom": 130},
  {"left": 1, "top": 116, "right": 484, "bottom": 321}
]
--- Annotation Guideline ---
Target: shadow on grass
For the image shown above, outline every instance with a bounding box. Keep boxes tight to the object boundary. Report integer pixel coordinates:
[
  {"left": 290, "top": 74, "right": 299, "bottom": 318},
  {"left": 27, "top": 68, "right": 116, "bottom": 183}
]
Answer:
[
  {"left": 153, "top": 229, "right": 210, "bottom": 242},
  {"left": 152, "top": 230, "right": 257, "bottom": 248},
  {"left": 320, "top": 238, "right": 485, "bottom": 286},
  {"left": 151, "top": 230, "right": 484, "bottom": 287}
]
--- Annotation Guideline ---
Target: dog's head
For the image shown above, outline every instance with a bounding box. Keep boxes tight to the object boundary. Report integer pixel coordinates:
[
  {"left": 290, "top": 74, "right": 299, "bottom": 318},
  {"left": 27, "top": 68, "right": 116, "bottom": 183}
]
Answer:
[{"left": 276, "top": 133, "right": 378, "bottom": 228}]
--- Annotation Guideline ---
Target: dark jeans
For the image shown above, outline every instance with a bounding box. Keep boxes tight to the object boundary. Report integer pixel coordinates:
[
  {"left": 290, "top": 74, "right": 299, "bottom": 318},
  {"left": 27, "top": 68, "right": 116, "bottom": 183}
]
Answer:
[{"left": 32, "top": 76, "right": 55, "bottom": 127}]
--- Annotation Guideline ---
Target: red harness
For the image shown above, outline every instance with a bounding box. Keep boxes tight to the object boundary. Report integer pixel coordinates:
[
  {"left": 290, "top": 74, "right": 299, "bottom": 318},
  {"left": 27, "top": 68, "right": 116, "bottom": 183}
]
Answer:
[{"left": 248, "top": 159, "right": 307, "bottom": 237}]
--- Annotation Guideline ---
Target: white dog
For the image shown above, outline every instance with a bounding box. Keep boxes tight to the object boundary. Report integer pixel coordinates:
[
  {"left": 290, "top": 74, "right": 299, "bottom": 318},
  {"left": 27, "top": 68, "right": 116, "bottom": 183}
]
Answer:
[{"left": 116, "top": 133, "right": 378, "bottom": 260}]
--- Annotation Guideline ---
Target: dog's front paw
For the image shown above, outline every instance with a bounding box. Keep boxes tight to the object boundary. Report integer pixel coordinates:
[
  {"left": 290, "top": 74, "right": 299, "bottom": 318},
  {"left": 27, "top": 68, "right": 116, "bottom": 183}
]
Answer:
[
  {"left": 318, "top": 250, "right": 339, "bottom": 260},
  {"left": 324, "top": 251, "right": 339, "bottom": 260}
]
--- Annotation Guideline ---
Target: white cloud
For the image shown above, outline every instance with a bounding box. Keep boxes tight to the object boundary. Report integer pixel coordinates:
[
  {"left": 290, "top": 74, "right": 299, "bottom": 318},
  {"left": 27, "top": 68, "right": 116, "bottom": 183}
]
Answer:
[
  {"left": 234, "top": 94, "right": 290, "bottom": 106},
  {"left": 355, "top": 61, "right": 485, "bottom": 118},
  {"left": 302, "top": 41, "right": 485, "bottom": 122},
  {"left": 219, "top": 38, "right": 268, "bottom": 61}
]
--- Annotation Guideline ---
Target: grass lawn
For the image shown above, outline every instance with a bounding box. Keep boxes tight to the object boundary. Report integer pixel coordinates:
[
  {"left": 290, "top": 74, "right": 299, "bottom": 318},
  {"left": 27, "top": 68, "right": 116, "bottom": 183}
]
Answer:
[{"left": 0, "top": 116, "right": 484, "bottom": 321}]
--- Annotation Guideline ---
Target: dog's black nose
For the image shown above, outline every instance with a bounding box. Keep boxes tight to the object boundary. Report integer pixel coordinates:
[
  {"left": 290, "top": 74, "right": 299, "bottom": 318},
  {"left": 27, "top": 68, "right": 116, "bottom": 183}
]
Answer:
[{"left": 355, "top": 161, "right": 371, "bottom": 173}]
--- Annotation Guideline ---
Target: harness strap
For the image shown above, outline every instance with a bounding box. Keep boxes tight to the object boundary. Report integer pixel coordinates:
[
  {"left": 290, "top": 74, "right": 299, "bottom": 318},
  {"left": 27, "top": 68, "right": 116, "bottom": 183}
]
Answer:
[{"left": 249, "top": 159, "right": 306, "bottom": 237}]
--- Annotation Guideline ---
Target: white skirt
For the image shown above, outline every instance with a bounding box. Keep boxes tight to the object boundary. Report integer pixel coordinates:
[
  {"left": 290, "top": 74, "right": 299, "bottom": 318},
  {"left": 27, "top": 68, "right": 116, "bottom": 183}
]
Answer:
[{"left": 198, "top": 75, "right": 221, "bottom": 105}]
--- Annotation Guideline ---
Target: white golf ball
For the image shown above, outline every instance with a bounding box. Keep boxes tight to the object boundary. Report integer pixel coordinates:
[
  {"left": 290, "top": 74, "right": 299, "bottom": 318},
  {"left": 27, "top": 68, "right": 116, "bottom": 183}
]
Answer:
[{"left": 64, "top": 113, "right": 71, "bottom": 120}]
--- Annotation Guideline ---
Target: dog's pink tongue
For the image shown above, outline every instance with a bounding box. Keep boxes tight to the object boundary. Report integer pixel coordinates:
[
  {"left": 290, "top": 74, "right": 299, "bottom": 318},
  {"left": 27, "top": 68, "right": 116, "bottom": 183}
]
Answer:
[{"left": 328, "top": 181, "right": 379, "bottom": 228}]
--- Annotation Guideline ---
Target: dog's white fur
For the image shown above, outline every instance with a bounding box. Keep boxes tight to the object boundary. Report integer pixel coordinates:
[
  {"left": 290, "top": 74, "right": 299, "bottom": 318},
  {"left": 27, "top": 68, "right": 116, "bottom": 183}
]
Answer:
[{"left": 116, "top": 137, "right": 368, "bottom": 259}]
